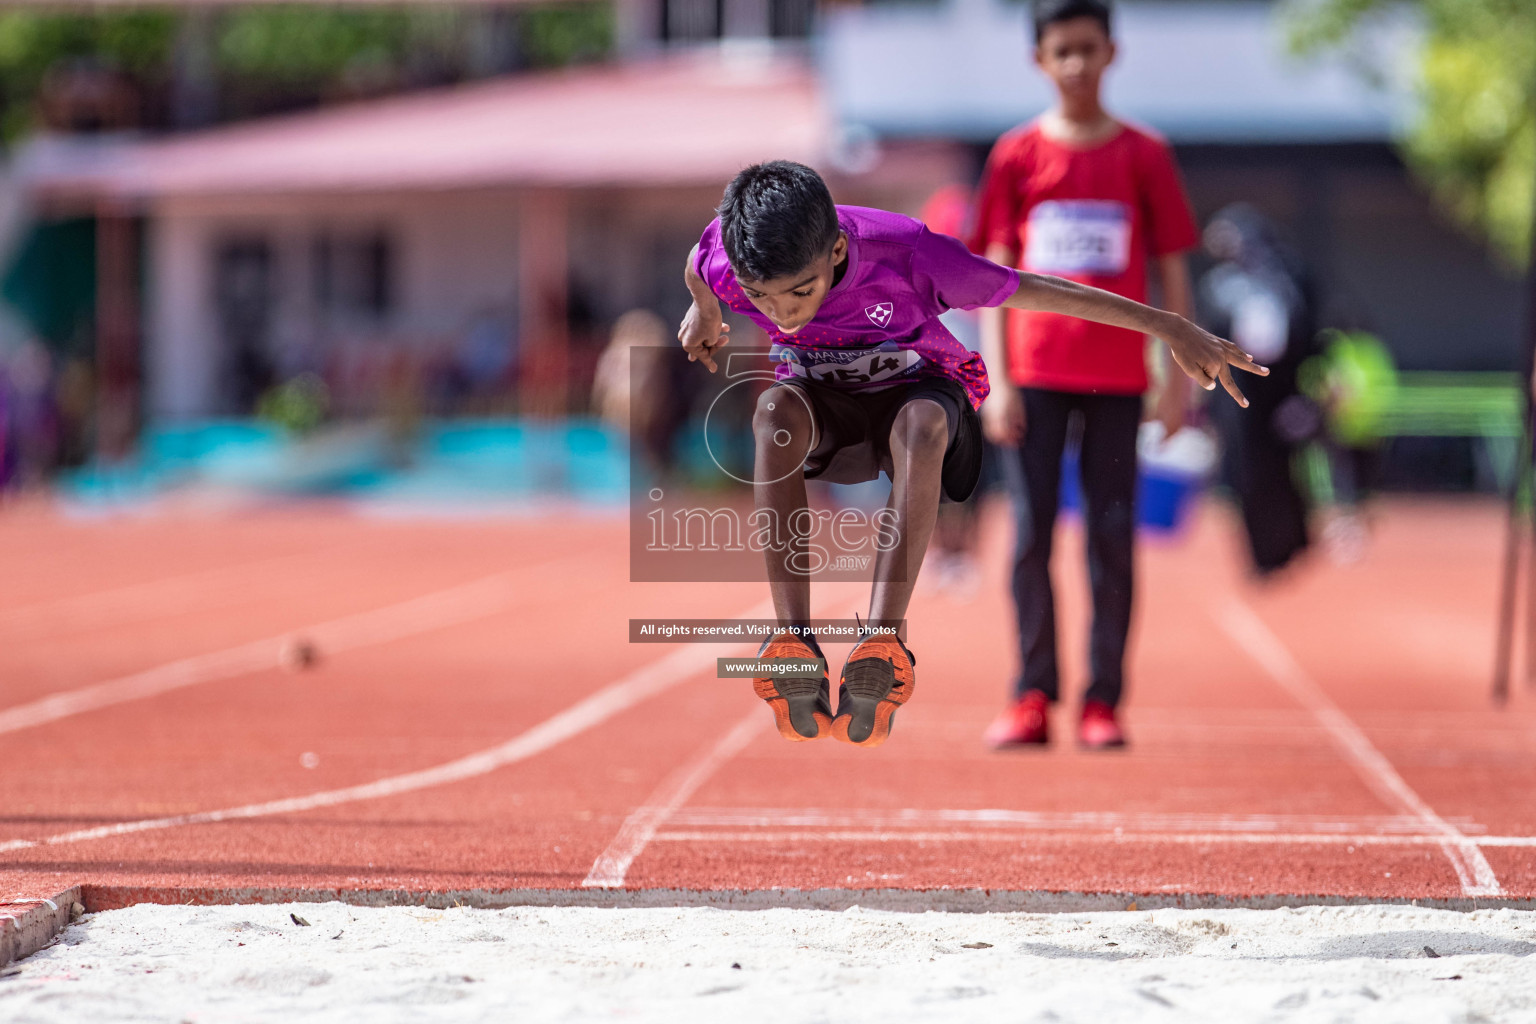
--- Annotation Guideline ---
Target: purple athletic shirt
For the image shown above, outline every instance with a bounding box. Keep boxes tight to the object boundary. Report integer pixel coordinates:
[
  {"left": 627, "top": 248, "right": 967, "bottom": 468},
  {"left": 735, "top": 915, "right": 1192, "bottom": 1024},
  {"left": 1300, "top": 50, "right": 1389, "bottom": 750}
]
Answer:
[{"left": 693, "top": 205, "right": 1019, "bottom": 409}]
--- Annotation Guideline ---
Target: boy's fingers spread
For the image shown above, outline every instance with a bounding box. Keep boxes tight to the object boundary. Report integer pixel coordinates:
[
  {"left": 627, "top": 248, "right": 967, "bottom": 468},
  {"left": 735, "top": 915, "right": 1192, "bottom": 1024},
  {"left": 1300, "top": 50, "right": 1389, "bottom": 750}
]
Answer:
[
  {"left": 1220, "top": 341, "right": 1270, "bottom": 376},
  {"left": 1218, "top": 366, "right": 1248, "bottom": 406}
]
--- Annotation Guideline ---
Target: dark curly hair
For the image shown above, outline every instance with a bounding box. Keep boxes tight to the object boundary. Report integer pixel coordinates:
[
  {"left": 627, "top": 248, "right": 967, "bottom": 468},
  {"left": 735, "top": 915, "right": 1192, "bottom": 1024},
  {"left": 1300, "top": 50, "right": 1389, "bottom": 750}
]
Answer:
[{"left": 717, "top": 161, "right": 839, "bottom": 282}]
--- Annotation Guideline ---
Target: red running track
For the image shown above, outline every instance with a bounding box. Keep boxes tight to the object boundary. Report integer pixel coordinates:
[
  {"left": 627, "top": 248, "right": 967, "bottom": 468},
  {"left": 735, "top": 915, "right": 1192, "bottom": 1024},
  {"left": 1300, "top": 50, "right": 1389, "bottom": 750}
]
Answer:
[{"left": 2, "top": 496, "right": 1534, "bottom": 910}]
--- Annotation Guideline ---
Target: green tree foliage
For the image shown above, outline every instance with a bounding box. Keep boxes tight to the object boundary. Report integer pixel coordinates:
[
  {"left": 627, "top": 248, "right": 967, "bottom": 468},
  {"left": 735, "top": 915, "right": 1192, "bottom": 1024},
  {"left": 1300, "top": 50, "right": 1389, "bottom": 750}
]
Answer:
[
  {"left": 1289, "top": 0, "right": 1536, "bottom": 270},
  {"left": 0, "top": 9, "right": 177, "bottom": 140},
  {"left": 0, "top": 3, "right": 612, "bottom": 142},
  {"left": 522, "top": 3, "right": 613, "bottom": 66}
]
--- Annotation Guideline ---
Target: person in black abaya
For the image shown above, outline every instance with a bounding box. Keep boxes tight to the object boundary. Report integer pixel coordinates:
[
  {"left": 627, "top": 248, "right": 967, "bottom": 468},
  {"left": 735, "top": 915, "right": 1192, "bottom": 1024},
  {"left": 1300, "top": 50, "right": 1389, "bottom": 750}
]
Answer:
[{"left": 1198, "top": 204, "right": 1318, "bottom": 576}]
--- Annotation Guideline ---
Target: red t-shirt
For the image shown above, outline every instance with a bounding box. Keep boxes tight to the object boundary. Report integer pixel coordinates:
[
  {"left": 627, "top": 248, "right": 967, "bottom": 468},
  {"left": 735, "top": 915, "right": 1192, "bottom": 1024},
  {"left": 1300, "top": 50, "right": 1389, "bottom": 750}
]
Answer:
[{"left": 969, "top": 120, "right": 1199, "bottom": 395}]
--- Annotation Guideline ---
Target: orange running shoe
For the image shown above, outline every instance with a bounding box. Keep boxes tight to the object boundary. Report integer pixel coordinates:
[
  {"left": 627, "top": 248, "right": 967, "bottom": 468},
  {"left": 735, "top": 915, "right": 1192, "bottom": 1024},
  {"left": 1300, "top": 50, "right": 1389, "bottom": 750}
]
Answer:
[
  {"left": 1078, "top": 700, "right": 1127, "bottom": 749},
  {"left": 830, "top": 631, "right": 916, "bottom": 747},
  {"left": 984, "top": 690, "right": 1050, "bottom": 747},
  {"left": 752, "top": 630, "right": 832, "bottom": 741}
]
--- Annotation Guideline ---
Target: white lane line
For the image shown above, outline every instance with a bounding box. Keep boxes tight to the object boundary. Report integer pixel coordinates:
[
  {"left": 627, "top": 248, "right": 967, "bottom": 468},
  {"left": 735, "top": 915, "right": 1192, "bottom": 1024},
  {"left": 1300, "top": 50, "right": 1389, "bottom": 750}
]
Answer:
[
  {"left": 652, "top": 830, "right": 1536, "bottom": 848},
  {"left": 583, "top": 709, "right": 765, "bottom": 889},
  {"left": 1217, "top": 599, "right": 1503, "bottom": 897},
  {"left": 0, "top": 555, "right": 587, "bottom": 737},
  {"left": 0, "top": 602, "right": 770, "bottom": 855},
  {"left": 579, "top": 586, "right": 869, "bottom": 888},
  {"left": 664, "top": 808, "right": 1486, "bottom": 835}
]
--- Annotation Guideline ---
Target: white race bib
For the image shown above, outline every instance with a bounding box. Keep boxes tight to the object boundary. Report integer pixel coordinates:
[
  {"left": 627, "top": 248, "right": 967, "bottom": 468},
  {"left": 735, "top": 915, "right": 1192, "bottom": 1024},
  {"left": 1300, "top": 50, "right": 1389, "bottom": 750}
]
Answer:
[
  {"left": 1024, "top": 200, "right": 1132, "bottom": 276},
  {"left": 776, "top": 343, "right": 924, "bottom": 386}
]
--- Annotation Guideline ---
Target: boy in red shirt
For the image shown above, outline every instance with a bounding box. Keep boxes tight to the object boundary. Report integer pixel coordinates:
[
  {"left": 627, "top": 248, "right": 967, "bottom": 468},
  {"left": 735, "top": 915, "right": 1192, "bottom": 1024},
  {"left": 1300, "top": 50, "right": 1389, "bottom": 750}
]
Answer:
[{"left": 971, "top": 0, "right": 1201, "bottom": 749}]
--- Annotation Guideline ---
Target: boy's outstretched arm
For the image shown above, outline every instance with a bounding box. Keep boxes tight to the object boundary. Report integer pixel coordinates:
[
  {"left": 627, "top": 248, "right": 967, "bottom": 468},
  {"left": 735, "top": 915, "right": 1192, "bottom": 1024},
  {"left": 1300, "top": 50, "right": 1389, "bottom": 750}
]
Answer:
[
  {"left": 1001, "top": 272, "right": 1268, "bottom": 406},
  {"left": 679, "top": 244, "right": 730, "bottom": 373},
  {"left": 1149, "top": 253, "right": 1194, "bottom": 435}
]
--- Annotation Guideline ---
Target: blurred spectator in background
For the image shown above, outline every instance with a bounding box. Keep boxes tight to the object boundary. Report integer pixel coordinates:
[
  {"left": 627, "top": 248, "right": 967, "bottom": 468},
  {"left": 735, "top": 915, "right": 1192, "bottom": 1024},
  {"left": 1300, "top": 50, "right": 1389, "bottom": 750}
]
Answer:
[
  {"left": 52, "top": 355, "right": 94, "bottom": 468},
  {"left": 1298, "top": 324, "right": 1398, "bottom": 563},
  {"left": 0, "top": 348, "right": 12, "bottom": 491},
  {"left": 593, "top": 309, "right": 676, "bottom": 482},
  {"left": 0, "top": 339, "right": 60, "bottom": 493},
  {"left": 381, "top": 347, "right": 424, "bottom": 463},
  {"left": 921, "top": 183, "right": 988, "bottom": 601},
  {"left": 1198, "top": 203, "right": 1318, "bottom": 577},
  {"left": 453, "top": 307, "right": 520, "bottom": 415}
]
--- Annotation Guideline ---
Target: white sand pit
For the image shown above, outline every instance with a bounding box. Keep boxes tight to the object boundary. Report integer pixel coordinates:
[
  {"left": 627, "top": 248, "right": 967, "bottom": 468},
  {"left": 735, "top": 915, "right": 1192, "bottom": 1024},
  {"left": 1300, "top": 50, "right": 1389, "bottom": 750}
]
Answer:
[{"left": 2, "top": 902, "right": 1534, "bottom": 1022}]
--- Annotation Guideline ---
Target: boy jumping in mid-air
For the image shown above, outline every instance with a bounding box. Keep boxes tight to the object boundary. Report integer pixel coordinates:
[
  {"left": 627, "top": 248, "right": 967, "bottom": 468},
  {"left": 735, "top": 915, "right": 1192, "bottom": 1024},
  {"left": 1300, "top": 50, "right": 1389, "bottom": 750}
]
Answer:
[{"left": 679, "top": 161, "right": 1262, "bottom": 747}]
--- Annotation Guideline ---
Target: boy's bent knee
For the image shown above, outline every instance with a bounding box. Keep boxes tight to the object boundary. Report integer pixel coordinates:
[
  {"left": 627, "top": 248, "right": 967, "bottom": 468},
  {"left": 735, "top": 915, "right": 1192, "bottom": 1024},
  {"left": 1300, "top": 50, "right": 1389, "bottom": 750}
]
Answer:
[
  {"left": 754, "top": 386, "right": 814, "bottom": 445},
  {"left": 891, "top": 399, "right": 950, "bottom": 453}
]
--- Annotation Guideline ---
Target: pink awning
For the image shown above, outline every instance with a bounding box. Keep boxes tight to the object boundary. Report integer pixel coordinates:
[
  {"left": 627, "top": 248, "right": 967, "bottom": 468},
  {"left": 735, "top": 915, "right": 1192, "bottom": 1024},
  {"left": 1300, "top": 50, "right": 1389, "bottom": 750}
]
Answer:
[{"left": 25, "top": 52, "right": 829, "bottom": 200}]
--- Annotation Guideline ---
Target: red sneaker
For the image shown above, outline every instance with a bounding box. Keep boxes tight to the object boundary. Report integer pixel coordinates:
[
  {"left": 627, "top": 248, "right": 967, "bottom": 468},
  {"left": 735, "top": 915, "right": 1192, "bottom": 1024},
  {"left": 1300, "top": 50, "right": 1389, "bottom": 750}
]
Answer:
[
  {"left": 984, "top": 690, "right": 1050, "bottom": 747},
  {"left": 1078, "top": 700, "right": 1127, "bottom": 749}
]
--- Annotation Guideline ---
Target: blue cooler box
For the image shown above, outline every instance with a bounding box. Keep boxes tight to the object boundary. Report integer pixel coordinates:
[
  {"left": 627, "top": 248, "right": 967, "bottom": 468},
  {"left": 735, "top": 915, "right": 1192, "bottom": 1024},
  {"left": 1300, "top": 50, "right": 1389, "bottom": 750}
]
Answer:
[{"left": 1059, "top": 424, "right": 1215, "bottom": 534}]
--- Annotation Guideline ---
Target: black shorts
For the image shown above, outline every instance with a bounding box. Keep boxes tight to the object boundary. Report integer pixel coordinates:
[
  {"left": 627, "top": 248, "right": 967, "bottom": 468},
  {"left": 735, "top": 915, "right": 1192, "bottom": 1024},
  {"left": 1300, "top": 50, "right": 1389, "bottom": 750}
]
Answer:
[{"left": 769, "top": 375, "right": 984, "bottom": 503}]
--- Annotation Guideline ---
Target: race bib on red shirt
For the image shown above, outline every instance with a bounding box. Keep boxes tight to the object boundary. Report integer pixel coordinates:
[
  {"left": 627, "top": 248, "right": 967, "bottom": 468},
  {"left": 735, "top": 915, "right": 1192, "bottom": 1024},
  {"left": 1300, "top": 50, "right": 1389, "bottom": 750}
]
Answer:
[{"left": 1024, "top": 200, "right": 1132, "bottom": 276}]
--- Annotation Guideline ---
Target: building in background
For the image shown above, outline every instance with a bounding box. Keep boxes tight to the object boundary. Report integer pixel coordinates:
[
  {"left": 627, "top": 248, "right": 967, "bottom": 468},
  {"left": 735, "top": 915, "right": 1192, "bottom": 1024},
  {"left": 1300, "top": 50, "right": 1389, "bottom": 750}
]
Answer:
[{"left": 16, "top": 52, "right": 960, "bottom": 425}]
